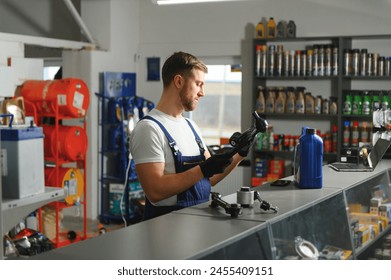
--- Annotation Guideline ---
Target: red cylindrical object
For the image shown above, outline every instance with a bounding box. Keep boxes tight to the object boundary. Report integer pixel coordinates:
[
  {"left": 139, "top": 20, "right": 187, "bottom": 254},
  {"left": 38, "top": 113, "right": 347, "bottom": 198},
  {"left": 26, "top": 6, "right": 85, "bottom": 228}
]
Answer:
[
  {"left": 19, "top": 78, "right": 90, "bottom": 118},
  {"left": 45, "top": 167, "right": 84, "bottom": 205},
  {"left": 43, "top": 125, "right": 88, "bottom": 161}
]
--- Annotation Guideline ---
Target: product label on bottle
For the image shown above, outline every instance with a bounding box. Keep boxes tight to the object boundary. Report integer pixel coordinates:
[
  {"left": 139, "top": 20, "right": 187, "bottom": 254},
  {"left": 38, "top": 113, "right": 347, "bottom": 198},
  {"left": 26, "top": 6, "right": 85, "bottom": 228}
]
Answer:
[
  {"left": 287, "top": 102, "right": 295, "bottom": 113},
  {"left": 266, "top": 100, "right": 274, "bottom": 113},
  {"left": 352, "top": 101, "right": 359, "bottom": 114},
  {"left": 352, "top": 130, "right": 359, "bottom": 146},
  {"left": 362, "top": 101, "right": 370, "bottom": 115},
  {"left": 361, "top": 131, "right": 369, "bottom": 142},
  {"left": 343, "top": 130, "right": 350, "bottom": 146},
  {"left": 343, "top": 101, "right": 352, "bottom": 114},
  {"left": 295, "top": 102, "right": 304, "bottom": 113},
  {"left": 256, "top": 100, "right": 265, "bottom": 113},
  {"left": 275, "top": 101, "right": 284, "bottom": 113}
]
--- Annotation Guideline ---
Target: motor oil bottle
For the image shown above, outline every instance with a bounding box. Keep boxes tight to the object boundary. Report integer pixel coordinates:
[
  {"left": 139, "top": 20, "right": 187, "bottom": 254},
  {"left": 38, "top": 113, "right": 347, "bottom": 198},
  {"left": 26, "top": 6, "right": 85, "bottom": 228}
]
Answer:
[
  {"left": 286, "top": 20, "right": 296, "bottom": 38},
  {"left": 332, "top": 124, "right": 338, "bottom": 153},
  {"left": 293, "top": 126, "right": 309, "bottom": 184},
  {"left": 381, "top": 91, "right": 390, "bottom": 110},
  {"left": 329, "top": 97, "right": 338, "bottom": 115},
  {"left": 275, "top": 87, "right": 286, "bottom": 113},
  {"left": 297, "top": 128, "right": 323, "bottom": 189},
  {"left": 362, "top": 91, "right": 371, "bottom": 115},
  {"left": 322, "top": 98, "right": 329, "bottom": 114},
  {"left": 351, "top": 121, "right": 359, "bottom": 147},
  {"left": 361, "top": 121, "right": 370, "bottom": 145},
  {"left": 255, "top": 21, "right": 265, "bottom": 39},
  {"left": 266, "top": 17, "right": 277, "bottom": 38},
  {"left": 343, "top": 121, "right": 351, "bottom": 147},
  {"left": 343, "top": 93, "right": 352, "bottom": 115},
  {"left": 371, "top": 91, "right": 381, "bottom": 112},
  {"left": 255, "top": 86, "right": 266, "bottom": 113},
  {"left": 305, "top": 92, "right": 315, "bottom": 114},
  {"left": 265, "top": 88, "right": 276, "bottom": 113},
  {"left": 277, "top": 20, "right": 287, "bottom": 38},
  {"left": 286, "top": 87, "right": 296, "bottom": 113},
  {"left": 295, "top": 87, "right": 305, "bottom": 114},
  {"left": 314, "top": 95, "right": 322, "bottom": 114},
  {"left": 352, "top": 91, "right": 362, "bottom": 115}
]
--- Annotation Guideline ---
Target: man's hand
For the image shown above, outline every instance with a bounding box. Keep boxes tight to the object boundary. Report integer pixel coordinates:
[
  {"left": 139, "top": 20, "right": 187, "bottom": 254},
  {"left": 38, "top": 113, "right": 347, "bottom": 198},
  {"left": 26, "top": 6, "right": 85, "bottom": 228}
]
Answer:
[
  {"left": 199, "top": 153, "right": 233, "bottom": 178},
  {"left": 230, "top": 130, "right": 257, "bottom": 157},
  {"left": 238, "top": 144, "right": 251, "bottom": 157}
]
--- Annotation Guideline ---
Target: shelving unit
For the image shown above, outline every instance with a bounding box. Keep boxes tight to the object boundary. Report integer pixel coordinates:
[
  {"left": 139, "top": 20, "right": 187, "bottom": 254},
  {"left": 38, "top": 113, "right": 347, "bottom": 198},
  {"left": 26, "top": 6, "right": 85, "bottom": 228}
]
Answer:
[
  {"left": 1, "top": 129, "right": 65, "bottom": 258},
  {"left": 251, "top": 34, "right": 391, "bottom": 182},
  {"left": 38, "top": 113, "right": 88, "bottom": 248},
  {"left": 97, "top": 72, "right": 144, "bottom": 225},
  {"left": 17, "top": 78, "right": 90, "bottom": 249},
  {"left": 1, "top": 188, "right": 65, "bottom": 238},
  {"left": 20, "top": 99, "right": 89, "bottom": 248},
  {"left": 1, "top": 187, "right": 65, "bottom": 259}
]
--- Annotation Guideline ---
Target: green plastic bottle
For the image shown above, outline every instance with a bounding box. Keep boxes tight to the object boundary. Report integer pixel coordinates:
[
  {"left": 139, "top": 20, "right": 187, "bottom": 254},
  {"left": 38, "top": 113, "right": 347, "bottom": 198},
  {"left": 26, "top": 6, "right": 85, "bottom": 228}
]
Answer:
[
  {"left": 343, "top": 93, "right": 352, "bottom": 115},
  {"left": 352, "top": 91, "right": 362, "bottom": 115},
  {"left": 362, "top": 91, "right": 371, "bottom": 115},
  {"left": 371, "top": 91, "right": 381, "bottom": 112},
  {"left": 381, "top": 91, "right": 391, "bottom": 110}
]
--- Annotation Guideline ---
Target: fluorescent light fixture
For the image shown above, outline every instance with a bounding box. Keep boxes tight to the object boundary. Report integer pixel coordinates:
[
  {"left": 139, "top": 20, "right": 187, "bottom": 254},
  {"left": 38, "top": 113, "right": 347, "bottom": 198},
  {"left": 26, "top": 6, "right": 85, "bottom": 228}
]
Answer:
[{"left": 152, "top": 0, "right": 241, "bottom": 5}]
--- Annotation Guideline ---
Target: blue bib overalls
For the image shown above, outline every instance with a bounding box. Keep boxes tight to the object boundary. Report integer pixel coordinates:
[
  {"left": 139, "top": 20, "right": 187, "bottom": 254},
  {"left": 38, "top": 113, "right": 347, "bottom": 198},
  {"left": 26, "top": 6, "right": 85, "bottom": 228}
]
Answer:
[{"left": 142, "top": 116, "right": 211, "bottom": 220}]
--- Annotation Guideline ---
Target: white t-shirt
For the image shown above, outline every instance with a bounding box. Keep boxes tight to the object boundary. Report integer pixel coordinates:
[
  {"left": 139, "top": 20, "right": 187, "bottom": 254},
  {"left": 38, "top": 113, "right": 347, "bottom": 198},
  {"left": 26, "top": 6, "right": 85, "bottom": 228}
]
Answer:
[{"left": 129, "top": 109, "right": 207, "bottom": 206}]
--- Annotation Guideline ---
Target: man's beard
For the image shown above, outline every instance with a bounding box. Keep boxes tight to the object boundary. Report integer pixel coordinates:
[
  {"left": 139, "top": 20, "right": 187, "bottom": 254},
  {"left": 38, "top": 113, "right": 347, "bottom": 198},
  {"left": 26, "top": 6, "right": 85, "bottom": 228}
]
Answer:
[{"left": 179, "top": 88, "right": 196, "bottom": 112}]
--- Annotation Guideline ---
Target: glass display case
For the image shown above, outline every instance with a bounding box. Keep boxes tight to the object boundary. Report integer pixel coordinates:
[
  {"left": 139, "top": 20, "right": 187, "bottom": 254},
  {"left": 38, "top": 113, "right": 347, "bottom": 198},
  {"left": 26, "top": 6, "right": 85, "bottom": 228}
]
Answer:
[{"left": 270, "top": 192, "right": 352, "bottom": 259}]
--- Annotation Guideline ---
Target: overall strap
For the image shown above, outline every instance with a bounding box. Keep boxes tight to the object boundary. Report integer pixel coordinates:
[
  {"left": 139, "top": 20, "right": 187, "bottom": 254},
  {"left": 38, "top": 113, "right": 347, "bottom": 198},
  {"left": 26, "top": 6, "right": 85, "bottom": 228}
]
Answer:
[
  {"left": 185, "top": 119, "right": 205, "bottom": 155},
  {"left": 143, "top": 116, "right": 179, "bottom": 157}
]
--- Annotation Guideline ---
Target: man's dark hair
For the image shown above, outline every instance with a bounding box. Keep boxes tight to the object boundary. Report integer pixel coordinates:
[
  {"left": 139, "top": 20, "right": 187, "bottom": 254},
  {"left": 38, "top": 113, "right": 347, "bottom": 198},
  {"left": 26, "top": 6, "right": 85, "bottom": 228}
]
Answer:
[{"left": 161, "top": 51, "right": 208, "bottom": 88}]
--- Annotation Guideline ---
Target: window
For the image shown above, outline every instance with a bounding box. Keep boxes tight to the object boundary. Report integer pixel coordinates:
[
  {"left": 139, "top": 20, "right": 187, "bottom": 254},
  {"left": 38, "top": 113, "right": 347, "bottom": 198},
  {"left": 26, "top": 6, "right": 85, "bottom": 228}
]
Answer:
[
  {"left": 192, "top": 64, "right": 242, "bottom": 145},
  {"left": 43, "top": 58, "right": 62, "bottom": 80},
  {"left": 43, "top": 66, "right": 61, "bottom": 80}
]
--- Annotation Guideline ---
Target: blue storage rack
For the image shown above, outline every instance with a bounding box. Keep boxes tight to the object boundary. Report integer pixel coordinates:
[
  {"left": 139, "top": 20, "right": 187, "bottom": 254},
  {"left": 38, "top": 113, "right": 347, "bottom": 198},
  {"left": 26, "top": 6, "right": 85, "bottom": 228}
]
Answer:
[{"left": 96, "top": 72, "right": 154, "bottom": 225}]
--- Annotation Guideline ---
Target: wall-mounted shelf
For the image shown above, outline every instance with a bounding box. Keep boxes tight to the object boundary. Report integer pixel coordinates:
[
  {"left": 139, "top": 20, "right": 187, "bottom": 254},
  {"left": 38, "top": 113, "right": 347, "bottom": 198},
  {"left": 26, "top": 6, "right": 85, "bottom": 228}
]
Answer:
[
  {"left": 251, "top": 34, "right": 391, "bottom": 181},
  {"left": 1, "top": 187, "right": 64, "bottom": 237}
]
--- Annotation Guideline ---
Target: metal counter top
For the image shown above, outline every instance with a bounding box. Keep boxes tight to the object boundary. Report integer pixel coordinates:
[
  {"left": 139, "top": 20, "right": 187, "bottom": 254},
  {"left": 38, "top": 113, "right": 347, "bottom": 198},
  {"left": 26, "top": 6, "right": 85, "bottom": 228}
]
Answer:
[
  {"left": 32, "top": 212, "right": 267, "bottom": 260},
  {"left": 30, "top": 160, "right": 391, "bottom": 260},
  {"left": 177, "top": 184, "right": 341, "bottom": 223},
  {"left": 323, "top": 160, "right": 391, "bottom": 189}
]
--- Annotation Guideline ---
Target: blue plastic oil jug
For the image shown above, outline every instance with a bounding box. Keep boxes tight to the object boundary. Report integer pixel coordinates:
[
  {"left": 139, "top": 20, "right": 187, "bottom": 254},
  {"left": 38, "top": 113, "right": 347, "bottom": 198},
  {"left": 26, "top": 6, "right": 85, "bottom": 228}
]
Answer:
[{"left": 294, "top": 127, "right": 323, "bottom": 188}]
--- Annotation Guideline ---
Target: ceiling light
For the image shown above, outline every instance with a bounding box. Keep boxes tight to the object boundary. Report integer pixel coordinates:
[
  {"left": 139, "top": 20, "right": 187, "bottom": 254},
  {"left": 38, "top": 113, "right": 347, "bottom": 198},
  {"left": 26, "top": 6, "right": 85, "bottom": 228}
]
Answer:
[{"left": 152, "top": 0, "right": 241, "bottom": 5}]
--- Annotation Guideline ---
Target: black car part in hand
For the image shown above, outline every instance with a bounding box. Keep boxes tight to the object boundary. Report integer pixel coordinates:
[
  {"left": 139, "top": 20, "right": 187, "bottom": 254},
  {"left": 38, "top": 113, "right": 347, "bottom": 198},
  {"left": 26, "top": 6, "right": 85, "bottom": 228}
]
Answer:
[
  {"left": 210, "top": 192, "right": 242, "bottom": 217},
  {"left": 199, "top": 153, "right": 232, "bottom": 178},
  {"left": 254, "top": 191, "right": 278, "bottom": 213},
  {"left": 226, "top": 111, "right": 268, "bottom": 157}
]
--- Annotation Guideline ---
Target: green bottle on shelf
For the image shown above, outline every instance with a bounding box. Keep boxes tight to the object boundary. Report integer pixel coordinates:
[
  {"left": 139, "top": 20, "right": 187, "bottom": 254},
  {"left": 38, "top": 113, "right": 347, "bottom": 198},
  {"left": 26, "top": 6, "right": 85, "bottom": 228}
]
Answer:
[
  {"left": 371, "top": 91, "right": 381, "bottom": 112},
  {"left": 343, "top": 93, "right": 352, "bottom": 115},
  {"left": 352, "top": 92, "right": 362, "bottom": 115},
  {"left": 381, "top": 91, "right": 391, "bottom": 110},
  {"left": 362, "top": 91, "right": 371, "bottom": 115}
]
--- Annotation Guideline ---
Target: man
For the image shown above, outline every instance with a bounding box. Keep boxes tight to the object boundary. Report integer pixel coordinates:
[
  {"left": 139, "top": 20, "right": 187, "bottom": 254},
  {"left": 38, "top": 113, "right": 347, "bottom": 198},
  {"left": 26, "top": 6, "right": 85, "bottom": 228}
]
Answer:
[{"left": 129, "top": 51, "right": 251, "bottom": 220}]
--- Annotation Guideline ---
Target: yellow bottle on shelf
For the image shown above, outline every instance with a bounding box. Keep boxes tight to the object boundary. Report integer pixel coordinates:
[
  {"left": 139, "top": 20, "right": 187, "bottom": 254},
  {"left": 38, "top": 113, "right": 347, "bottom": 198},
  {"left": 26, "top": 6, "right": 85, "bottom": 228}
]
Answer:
[
  {"left": 267, "top": 17, "right": 277, "bottom": 38},
  {"left": 255, "top": 21, "right": 265, "bottom": 39}
]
